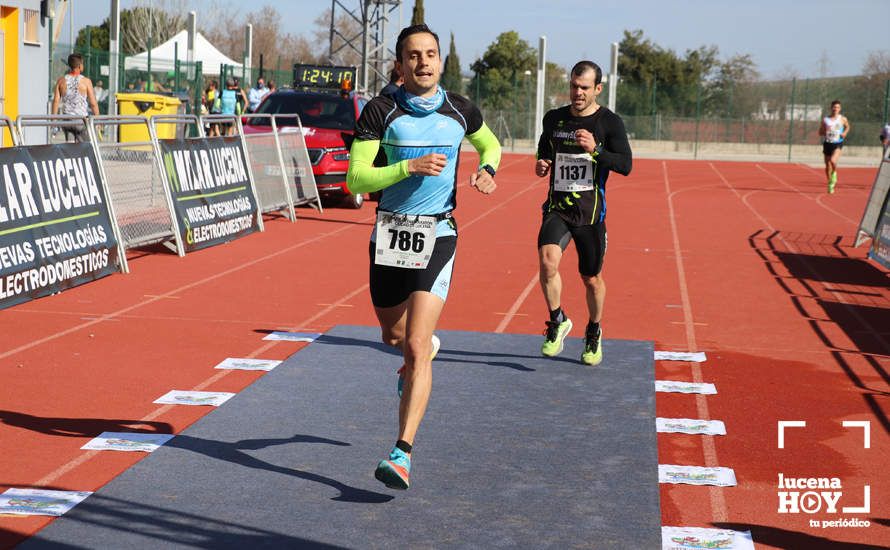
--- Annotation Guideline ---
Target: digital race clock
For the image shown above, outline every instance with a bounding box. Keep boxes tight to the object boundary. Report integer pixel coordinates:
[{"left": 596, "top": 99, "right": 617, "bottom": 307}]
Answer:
[{"left": 292, "top": 64, "right": 356, "bottom": 89}]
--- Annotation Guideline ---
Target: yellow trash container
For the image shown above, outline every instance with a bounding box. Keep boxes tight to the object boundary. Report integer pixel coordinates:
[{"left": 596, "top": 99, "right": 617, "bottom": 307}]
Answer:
[{"left": 116, "top": 93, "right": 182, "bottom": 142}]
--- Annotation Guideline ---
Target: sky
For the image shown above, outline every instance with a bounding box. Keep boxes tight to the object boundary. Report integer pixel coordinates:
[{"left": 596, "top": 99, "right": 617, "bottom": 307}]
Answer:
[{"left": 66, "top": 0, "right": 889, "bottom": 80}]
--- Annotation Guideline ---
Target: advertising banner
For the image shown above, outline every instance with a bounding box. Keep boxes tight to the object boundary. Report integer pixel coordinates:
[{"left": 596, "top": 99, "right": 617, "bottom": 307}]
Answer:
[
  {"left": 0, "top": 142, "right": 121, "bottom": 310},
  {"left": 159, "top": 137, "right": 259, "bottom": 252}
]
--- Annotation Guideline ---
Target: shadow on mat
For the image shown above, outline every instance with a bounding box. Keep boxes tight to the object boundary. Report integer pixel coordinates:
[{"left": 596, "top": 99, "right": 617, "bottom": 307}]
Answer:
[
  {"left": 312, "top": 334, "right": 566, "bottom": 370},
  {"left": 0, "top": 410, "right": 173, "bottom": 438},
  {"left": 713, "top": 523, "right": 888, "bottom": 550},
  {"left": 10, "top": 492, "right": 347, "bottom": 549},
  {"left": 167, "top": 434, "right": 394, "bottom": 504}
]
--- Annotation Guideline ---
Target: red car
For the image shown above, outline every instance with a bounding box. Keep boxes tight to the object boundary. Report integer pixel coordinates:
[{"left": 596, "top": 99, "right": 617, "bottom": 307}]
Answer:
[{"left": 243, "top": 89, "right": 369, "bottom": 208}]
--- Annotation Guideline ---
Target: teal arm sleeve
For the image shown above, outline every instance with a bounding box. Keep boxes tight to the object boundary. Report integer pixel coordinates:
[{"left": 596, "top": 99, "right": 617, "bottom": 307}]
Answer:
[
  {"left": 346, "top": 139, "right": 410, "bottom": 194},
  {"left": 465, "top": 122, "right": 502, "bottom": 171}
]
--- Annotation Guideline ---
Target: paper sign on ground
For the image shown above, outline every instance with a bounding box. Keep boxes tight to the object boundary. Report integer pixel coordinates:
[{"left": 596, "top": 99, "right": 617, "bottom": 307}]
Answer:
[
  {"left": 658, "top": 465, "right": 737, "bottom": 487},
  {"left": 214, "top": 358, "right": 282, "bottom": 371},
  {"left": 656, "top": 418, "right": 727, "bottom": 435},
  {"left": 655, "top": 381, "right": 717, "bottom": 394},
  {"left": 0, "top": 489, "right": 92, "bottom": 517},
  {"left": 81, "top": 432, "right": 174, "bottom": 452},
  {"left": 262, "top": 331, "right": 321, "bottom": 342},
  {"left": 153, "top": 390, "right": 235, "bottom": 406},
  {"left": 662, "top": 526, "right": 754, "bottom": 549},
  {"left": 655, "top": 351, "right": 707, "bottom": 362}
]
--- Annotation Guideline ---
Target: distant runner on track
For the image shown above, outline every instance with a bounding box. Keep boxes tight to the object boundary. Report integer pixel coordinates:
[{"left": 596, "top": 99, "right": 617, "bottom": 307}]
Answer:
[
  {"left": 819, "top": 99, "right": 850, "bottom": 194},
  {"left": 534, "top": 60, "right": 632, "bottom": 366},
  {"left": 346, "top": 23, "right": 501, "bottom": 490}
]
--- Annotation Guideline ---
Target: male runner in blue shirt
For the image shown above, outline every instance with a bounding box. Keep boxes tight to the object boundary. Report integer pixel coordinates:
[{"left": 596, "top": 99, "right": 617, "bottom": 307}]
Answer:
[{"left": 347, "top": 24, "right": 501, "bottom": 490}]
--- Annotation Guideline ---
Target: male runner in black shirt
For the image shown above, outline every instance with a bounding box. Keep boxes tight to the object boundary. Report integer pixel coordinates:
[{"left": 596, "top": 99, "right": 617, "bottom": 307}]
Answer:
[{"left": 535, "top": 60, "right": 632, "bottom": 365}]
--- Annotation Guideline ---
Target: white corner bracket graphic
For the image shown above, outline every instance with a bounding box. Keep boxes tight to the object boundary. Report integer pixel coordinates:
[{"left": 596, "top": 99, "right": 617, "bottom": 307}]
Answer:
[
  {"left": 777, "top": 420, "right": 806, "bottom": 449},
  {"left": 842, "top": 485, "right": 871, "bottom": 514},
  {"left": 841, "top": 420, "right": 871, "bottom": 449}
]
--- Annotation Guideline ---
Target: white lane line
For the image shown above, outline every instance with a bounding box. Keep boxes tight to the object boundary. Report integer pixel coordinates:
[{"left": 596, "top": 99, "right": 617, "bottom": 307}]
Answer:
[
  {"left": 495, "top": 273, "right": 539, "bottom": 333},
  {"left": 662, "top": 161, "right": 729, "bottom": 524}
]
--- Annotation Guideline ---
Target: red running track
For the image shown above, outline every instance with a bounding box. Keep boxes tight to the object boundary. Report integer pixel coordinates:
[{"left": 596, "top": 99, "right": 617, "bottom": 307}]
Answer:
[{"left": 1, "top": 153, "right": 888, "bottom": 548}]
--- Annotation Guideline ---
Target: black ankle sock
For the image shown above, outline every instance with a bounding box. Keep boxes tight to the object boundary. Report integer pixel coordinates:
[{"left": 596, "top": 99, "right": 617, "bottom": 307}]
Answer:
[
  {"left": 587, "top": 321, "right": 600, "bottom": 336},
  {"left": 396, "top": 440, "right": 412, "bottom": 454},
  {"left": 549, "top": 307, "right": 565, "bottom": 323}
]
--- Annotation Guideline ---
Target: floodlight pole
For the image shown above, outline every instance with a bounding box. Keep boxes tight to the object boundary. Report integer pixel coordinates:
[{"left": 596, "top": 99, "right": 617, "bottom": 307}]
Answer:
[
  {"left": 534, "top": 36, "right": 546, "bottom": 143},
  {"left": 608, "top": 42, "right": 618, "bottom": 113},
  {"left": 109, "top": 0, "right": 120, "bottom": 120}
]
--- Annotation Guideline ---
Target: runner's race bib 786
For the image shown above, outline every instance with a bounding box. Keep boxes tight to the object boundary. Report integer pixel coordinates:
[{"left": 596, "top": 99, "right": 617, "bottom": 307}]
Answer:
[
  {"left": 554, "top": 152, "right": 595, "bottom": 192},
  {"left": 375, "top": 211, "right": 437, "bottom": 269}
]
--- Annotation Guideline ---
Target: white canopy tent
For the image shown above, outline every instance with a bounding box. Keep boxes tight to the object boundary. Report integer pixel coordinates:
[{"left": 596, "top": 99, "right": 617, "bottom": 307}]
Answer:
[{"left": 124, "top": 30, "right": 243, "bottom": 76}]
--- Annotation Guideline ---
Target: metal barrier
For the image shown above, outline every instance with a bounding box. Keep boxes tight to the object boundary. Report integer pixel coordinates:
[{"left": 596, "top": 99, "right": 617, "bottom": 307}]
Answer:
[
  {"left": 270, "top": 114, "right": 323, "bottom": 211},
  {"left": 13, "top": 114, "right": 130, "bottom": 273},
  {"left": 16, "top": 114, "right": 91, "bottom": 146},
  {"left": 0, "top": 115, "right": 20, "bottom": 146},
  {"left": 89, "top": 115, "right": 184, "bottom": 257},
  {"left": 194, "top": 114, "right": 265, "bottom": 232},
  {"left": 234, "top": 113, "right": 296, "bottom": 221}
]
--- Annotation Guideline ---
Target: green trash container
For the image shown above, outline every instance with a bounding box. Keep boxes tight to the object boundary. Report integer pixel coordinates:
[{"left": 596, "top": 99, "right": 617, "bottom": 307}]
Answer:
[{"left": 116, "top": 92, "right": 182, "bottom": 142}]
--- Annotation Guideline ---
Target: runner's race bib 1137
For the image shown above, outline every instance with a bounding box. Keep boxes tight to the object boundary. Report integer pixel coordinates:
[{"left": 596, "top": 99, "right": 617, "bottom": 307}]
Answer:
[
  {"left": 375, "top": 211, "right": 437, "bottom": 269},
  {"left": 554, "top": 152, "right": 595, "bottom": 192}
]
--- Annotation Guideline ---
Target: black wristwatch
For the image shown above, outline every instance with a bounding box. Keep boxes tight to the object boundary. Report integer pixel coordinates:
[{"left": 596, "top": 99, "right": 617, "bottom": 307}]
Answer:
[{"left": 480, "top": 164, "right": 496, "bottom": 177}]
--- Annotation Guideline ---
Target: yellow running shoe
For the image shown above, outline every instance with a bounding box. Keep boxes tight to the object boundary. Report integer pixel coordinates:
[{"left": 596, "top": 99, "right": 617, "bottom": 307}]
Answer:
[
  {"left": 541, "top": 318, "right": 573, "bottom": 357},
  {"left": 581, "top": 327, "right": 603, "bottom": 366}
]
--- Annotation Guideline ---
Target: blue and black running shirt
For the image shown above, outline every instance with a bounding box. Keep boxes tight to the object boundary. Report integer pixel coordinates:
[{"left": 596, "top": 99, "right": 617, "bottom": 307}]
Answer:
[
  {"left": 353, "top": 90, "right": 485, "bottom": 216},
  {"left": 537, "top": 106, "right": 633, "bottom": 226}
]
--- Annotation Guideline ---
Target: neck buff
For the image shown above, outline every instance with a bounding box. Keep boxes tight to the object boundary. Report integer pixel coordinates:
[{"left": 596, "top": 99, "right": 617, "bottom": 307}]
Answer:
[{"left": 396, "top": 85, "right": 445, "bottom": 115}]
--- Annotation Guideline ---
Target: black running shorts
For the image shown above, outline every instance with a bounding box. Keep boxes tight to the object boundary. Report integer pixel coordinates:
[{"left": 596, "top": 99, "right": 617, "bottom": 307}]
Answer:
[
  {"left": 537, "top": 212, "right": 607, "bottom": 276},
  {"left": 369, "top": 235, "right": 458, "bottom": 308},
  {"left": 823, "top": 142, "right": 843, "bottom": 156}
]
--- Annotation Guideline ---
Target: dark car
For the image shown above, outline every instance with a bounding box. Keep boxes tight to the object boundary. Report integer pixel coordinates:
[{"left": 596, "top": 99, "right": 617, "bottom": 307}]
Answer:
[{"left": 243, "top": 89, "right": 369, "bottom": 208}]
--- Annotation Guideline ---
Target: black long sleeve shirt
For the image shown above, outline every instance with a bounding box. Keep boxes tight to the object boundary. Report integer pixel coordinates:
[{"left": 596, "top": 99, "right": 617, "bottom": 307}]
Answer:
[{"left": 536, "top": 105, "right": 632, "bottom": 226}]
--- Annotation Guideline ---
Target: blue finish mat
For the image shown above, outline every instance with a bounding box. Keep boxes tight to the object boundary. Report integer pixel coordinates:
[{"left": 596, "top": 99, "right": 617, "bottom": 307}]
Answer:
[{"left": 22, "top": 325, "right": 659, "bottom": 549}]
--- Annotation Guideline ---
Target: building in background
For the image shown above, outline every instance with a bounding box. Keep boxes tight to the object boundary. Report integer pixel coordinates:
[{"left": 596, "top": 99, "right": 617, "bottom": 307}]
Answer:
[{"left": 1, "top": 0, "right": 50, "bottom": 146}]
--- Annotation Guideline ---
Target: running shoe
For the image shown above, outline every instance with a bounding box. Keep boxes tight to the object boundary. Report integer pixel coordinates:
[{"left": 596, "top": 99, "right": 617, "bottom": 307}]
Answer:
[
  {"left": 397, "top": 334, "right": 440, "bottom": 397},
  {"left": 374, "top": 446, "right": 411, "bottom": 489},
  {"left": 541, "top": 318, "right": 573, "bottom": 357},
  {"left": 581, "top": 327, "right": 603, "bottom": 366}
]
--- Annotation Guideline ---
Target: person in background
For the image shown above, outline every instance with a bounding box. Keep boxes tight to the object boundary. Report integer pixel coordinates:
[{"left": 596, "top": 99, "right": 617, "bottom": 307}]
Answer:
[
  {"left": 219, "top": 77, "right": 247, "bottom": 135},
  {"left": 51, "top": 53, "right": 100, "bottom": 142},
  {"left": 379, "top": 66, "right": 402, "bottom": 97},
  {"left": 880, "top": 122, "right": 890, "bottom": 159},
  {"left": 93, "top": 79, "right": 109, "bottom": 115},
  {"left": 247, "top": 77, "right": 270, "bottom": 112},
  {"left": 818, "top": 99, "right": 850, "bottom": 194},
  {"left": 267, "top": 80, "right": 277, "bottom": 94},
  {"left": 206, "top": 80, "right": 221, "bottom": 136},
  {"left": 94, "top": 80, "right": 108, "bottom": 104}
]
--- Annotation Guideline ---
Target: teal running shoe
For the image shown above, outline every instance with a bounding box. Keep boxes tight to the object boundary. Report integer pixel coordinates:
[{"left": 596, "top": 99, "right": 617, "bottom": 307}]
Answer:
[
  {"left": 541, "top": 318, "right": 572, "bottom": 357},
  {"left": 374, "top": 446, "right": 411, "bottom": 489},
  {"left": 398, "top": 334, "right": 440, "bottom": 397}
]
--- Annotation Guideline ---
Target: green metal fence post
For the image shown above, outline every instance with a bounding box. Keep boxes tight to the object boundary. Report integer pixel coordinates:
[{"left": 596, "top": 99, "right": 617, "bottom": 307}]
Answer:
[
  {"left": 174, "top": 42, "right": 180, "bottom": 91},
  {"left": 883, "top": 79, "right": 890, "bottom": 124},
  {"left": 787, "top": 77, "right": 796, "bottom": 162},
  {"left": 693, "top": 81, "right": 701, "bottom": 159},
  {"left": 802, "top": 78, "right": 809, "bottom": 144}
]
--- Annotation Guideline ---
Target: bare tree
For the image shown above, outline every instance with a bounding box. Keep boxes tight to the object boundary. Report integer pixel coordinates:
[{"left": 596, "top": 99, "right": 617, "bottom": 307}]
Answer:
[
  {"left": 863, "top": 50, "right": 890, "bottom": 77},
  {"left": 201, "top": 4, "right": 321, "bottom": 77},
  {"left": 123, "top": 0, "right": 190, "bottom": 54}
]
